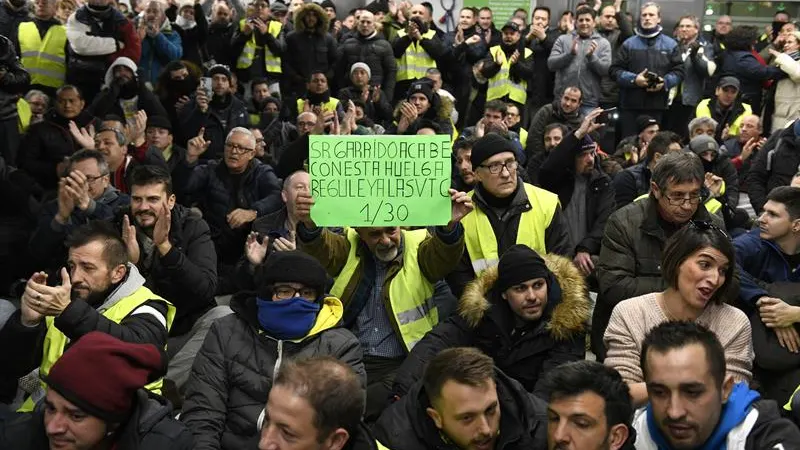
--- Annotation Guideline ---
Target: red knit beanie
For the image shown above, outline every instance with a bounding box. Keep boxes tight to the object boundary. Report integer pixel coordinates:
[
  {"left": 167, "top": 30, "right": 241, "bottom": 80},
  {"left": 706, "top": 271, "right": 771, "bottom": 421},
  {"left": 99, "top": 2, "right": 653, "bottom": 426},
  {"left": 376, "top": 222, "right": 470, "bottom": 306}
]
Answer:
[{"left": 42, "top": 332, "right": 164, "bottom": 422}]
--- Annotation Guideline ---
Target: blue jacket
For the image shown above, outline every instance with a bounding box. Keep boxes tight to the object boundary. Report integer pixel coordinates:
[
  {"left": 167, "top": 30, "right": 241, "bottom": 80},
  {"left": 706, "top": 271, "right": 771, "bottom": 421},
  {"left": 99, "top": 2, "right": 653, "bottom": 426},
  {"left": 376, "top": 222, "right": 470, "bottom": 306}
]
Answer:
[
  {"left": 609, "top": 29, "right": 683, "bottom": 110},
  {"left": 720, "top": 50, "right": 783, "bottom": 114},
  {"left": 140, "top": 25, "right": 183, "bottom": 86},
  {"left": 734, "top": 228, "right": 800, "bottom": 307}
]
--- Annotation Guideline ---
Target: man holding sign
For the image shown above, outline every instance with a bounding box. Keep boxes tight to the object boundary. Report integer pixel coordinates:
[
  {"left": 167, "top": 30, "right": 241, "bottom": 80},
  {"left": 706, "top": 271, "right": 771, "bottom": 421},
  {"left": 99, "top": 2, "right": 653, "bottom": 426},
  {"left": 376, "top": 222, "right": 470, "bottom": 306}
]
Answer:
[
  {"left": 295, "top": 180, "right": 471, "bottom": 422},
  {"left": 449, "top": 132, "right": 571, "bottom": 298}
]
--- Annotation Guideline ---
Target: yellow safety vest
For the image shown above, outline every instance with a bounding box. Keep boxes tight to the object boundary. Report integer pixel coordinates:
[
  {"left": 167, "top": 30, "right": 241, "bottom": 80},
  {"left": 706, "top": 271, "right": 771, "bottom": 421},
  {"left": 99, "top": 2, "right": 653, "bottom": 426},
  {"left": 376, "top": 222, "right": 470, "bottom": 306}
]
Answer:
[
  {"left": 396, "top": 29, "right": 437, "bottom": 82},
  {"left": 296, "top": 97, "right": 340, "bottom": 115},
  {"left": 695, "top": 99, "right": 752, "bottom": 137},
  {"left": 236, "top": 19, "right": 282, "bottom": 74},
  {"left": 17, "top": 98, "right": 31, "bottom": 133},
  {"left": 462, "top": 183, "right": 559, "bottom": 275},
  {"left": 330, "top": 228, "right": 436, "bottom": 351},
  {"left": 18, "top": 21, "right": 67, "bottom": 88},
  {"left": 519, "top": 128, "right": 528, "bottom": 149},
  {"left": 486, "top": 45, "right": 531, "bottom": 105},
  {"left": 19, "top": 285, "right": 176, "bottom": 412}
]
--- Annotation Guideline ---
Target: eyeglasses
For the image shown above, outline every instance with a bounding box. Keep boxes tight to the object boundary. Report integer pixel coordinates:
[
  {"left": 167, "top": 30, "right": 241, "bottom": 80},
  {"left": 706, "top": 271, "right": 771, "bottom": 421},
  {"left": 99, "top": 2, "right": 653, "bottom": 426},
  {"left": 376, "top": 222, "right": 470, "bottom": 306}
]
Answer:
[
  {"left": 689, "top": 220, "right": 729, "bottom": 239},
  {"left": 225, "top": 143, "right": 255, "bottom": 154},
  {"left": 85, "top": 173, "right": 109, "bottom": 183},
  {"left": 274, "top": 285, "right": 318, "bottom": 300},
  {"left": 479, "top": 160, "right": 518, "bottom": 174},
  {"left": 664, "top": 191, "right": 702, "bottom": 206}
]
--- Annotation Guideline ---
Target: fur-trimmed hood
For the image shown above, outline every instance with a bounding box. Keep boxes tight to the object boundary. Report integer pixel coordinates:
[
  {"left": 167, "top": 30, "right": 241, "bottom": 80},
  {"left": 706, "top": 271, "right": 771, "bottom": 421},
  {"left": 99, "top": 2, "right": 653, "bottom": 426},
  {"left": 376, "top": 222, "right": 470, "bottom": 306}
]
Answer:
[
  {"left": 458, "top": 254, "right": 590, "bottom": 341},
  {"left": 392, "top": 94, "right": 454, "bottom": 123},
  {"left": 294, "top": 3, "right": 329, "bottom": 35}
]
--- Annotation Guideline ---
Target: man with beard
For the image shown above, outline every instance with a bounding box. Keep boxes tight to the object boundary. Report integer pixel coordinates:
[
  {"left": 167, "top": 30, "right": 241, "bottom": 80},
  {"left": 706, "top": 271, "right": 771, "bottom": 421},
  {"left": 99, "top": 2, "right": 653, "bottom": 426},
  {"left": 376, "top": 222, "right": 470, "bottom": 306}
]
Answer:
[
  {"left": 137, "top": 0, "right": 182, "bottom": 87},
  {"left": 232, "top": 0, "right": 284, "bottom": 100},
  {"left": 206, "top": 1, "right": 236, "bottom": 68},
  {"left": 539, "top": 108, "right": 615, "bottom": 278},
  {"left": 0, "top": 220, "right": 175, "bottom": 409},
  {"left": 65, "top": 0, "right": 140, "bottom": 103},
  {"left": 88, "top": 56, "right": 168, "bottom": 124},
  {"left": 481, "top": 21, "right": 534, "bottom": 113},
  {"left": 391, "top": 3, "right": 447, "bottom": 105},
  {"left": 338, "top": 10, "right": 396, "bottom": 101},
  {"left": 294, "top": 71, "right": 345, "bottom": 122},
  {"left": 15, "top": 0, "right": 64, "bottom": 98},
  {"left": 295, "top": 186, "right": 471, "bottom": 421},
  {"left": 117, "top": 165, "right": 224, "bottom": 396},
  {"left": 337, "top": 63, "right": 393, "bottom": 125},
  {"left": 633, "top": 321, "right": 800, "bottom": 449},
  {"left": 28, "top": 149, "right": 129, "bottom": 272},
  {"left": 695, "top": 77, "right": 752, "bottom": 142},
  {"left": 526, "top": 86, "right": 584, "bottom": 157},
  {"left": 609, "top": 2, "right": 683, "bottom": 138},
  {"left": 283, "top": 3, "right": 337, "bottom": 109},
  {"left": 154, "top": 60, "right": 197, "bottom": 145},
  {"left": 179, "top": 64, "right": 248, "bottom": 161},
  {"left": 543, "top": 360, "right": 635, "bottom": 450},
  {"left": 452, "top": 137, "right": 476, "bottom": 191},
  {"left": 374, "top": 347, "right": 547, "bottom": 450},
  {"left": 18, "top": 85, "right": 98, "bottom": 191},
  {"left": 549, "top": 7, "right": 611, "bottom": 113}
]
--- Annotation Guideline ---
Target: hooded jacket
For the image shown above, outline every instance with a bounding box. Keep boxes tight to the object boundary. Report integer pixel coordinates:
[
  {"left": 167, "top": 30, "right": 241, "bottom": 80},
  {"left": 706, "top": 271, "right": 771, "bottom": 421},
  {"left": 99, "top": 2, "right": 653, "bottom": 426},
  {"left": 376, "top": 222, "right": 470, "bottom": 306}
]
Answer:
[
  {"left": 0, "top": 390, "right": 194, "bottom": 450},
  {"left": 387, "top": 93, "right": 454, "bottom": 136},
  {"left": 392, "top": 254, "right": 589, "bottom": 398},
  {"left": 632, "top": 384, "right": 800, "bottom": 450},
  {"left": 375, "top": 368, "right": 548, "bottom": 450},
  {"left": 525, "top": 101, "right": 584, "bottom": 158},
  {"left": 89, "top": 57, "right": 169, "bottom": 121},
  {"left": 283, "top": 3, "right": 337, "bottom": 91},
  {"left": 180, "top": 293, "right": 365, "bottom": 450},
  {"left": 17, "top": 109, "right": 98, "bottom": 190},
  {"left": 747, "top": 123, "right": 800, "bottom": 213},
  {"left": 609, "top": 26, "right": 684, "bottom": 111}
]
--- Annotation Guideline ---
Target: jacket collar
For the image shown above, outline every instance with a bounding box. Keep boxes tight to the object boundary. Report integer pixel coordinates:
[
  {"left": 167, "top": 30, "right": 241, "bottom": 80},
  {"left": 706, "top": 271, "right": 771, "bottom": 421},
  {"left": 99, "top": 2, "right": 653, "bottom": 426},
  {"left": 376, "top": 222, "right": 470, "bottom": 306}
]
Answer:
[{"left": 639, "top": 196, "right": 713, "bottom": 238}]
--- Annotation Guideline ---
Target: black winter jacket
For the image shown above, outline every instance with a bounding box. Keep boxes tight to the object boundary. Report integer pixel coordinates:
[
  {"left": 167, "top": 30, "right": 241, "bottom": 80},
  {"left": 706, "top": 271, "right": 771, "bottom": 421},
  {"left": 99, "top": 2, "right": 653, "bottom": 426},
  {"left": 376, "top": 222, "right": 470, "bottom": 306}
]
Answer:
[
  {"left": 747, "top": 124, "right": 800, "bottom": 214},
  {"left": 527, "top": 29, "right": 560, "bottom": 108},
  {"left": 17, "top": 110, "right": 98, "bottom": 190},
  {"left": 338, "top": 32, "right": 397, "bottom": 100},
  {"left": 89, "top": 83, "right": 169, "bottom": 123},
  {"left": 0, "top": 390, "right": 193, "bottom": 450},
  {"left": 178, "top": 94, "right": 249, "bottom": 161},
  {"left": 0, "top": 34, "right": 30, "bottom": 125},
  {"left": 612, "top": 161, "right": 651, "bottom": 208},
  {"left": 174, "top": 158, "right": 282, "bottom": 264},
  {"left": 337, "top": 86, "right": 394, "bottom": 124},
  {"left": 375, "top": 368, "right": 548, "bottom": 450},
  {"left": 525, "top": 101, "right": 584, "bottom": 158},
  {"left": 538, "top": 132, "right": 616, "bottom": 255},
  {"left": 112, "top": 204, "right": 218, "bottom": 337},
  {"left": 180, "top": 293, "right": 365, "bottom": 450},
  {"left": 283, "top": 4, "right": 337, "bottom": 93},
  {"left": 0, "top": 2, "right": 29, "bottom": 42},
  {"left": 393, "top": 254, "right": 589, "bottom": 398},
  {"left": 171, "top": 4, "right": 208, "bottom": 67},
  {"left": 206, "top": 21, "right": 237, "bottom": 68},
  {"left": 720, "top": 50, "right": 784, "bottom": 114}
]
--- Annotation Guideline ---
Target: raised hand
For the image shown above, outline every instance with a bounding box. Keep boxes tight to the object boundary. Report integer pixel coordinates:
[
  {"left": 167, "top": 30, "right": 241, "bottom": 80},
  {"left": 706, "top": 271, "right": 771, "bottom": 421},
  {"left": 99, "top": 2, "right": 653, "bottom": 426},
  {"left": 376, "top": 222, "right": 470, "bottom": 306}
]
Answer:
[
  {"left": 245, "top": 231, "right": 269, "bottom": 265},
  {"left": 575, "top": 107, "right": 605, "bottom": 138},
  {"left": 63, "top": 170, "right": 91, "bottom": 211},
  {"left": 26, "top": 267, "right": 72, "bottom": 317},
  {"left": 122, "top": 214, "right": 140, "bottom": 264},
  {"left": 20, "top": 272, "right": 48, "bottom": 326},
  {"left": 69, "top": 121, "right": 96, "bottom": 150},
  {"left": 449, "top": 189, "right": 474, "bottom": 225},
  {"left": 196, "top": 85, "right": 210, "bottom": 113},
  {"left": 187, "top": 127, "right": 211, "bottom": 163},
  {"left": 152, "top": 199, "right": 172, "bottom": 253},
  {"left": 295, "top": 191, "right": 315, "bottom": 227}
]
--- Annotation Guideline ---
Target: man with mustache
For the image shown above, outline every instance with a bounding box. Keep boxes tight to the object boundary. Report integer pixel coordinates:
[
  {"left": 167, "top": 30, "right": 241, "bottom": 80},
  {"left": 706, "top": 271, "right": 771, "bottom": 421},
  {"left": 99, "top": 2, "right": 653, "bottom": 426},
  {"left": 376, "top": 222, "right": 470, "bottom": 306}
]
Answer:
[
  {"left": 375, "top": 347, "right": 547, "bottom": 450},
  {"left": 0, "top": 220, "right": 175, "bottom": 408},
  {"left": 633, "top": 321, "right": 800, "bottom": 449},
  {"left": 117, "top": 165, "right": 224, "bottom": 395},
  {"left": 295, "top": 186, "right": 472, "bottom": 421}
]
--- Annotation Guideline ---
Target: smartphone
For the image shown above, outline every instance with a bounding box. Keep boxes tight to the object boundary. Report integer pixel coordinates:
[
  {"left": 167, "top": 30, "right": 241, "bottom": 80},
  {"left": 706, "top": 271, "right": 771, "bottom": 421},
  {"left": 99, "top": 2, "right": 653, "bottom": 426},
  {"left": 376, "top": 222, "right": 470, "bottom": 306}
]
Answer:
[
  {"left": 200, "top": 77, "right": 212, "bottom": 98},
  {"left": 598, "top": 107, "right": 617, "bottom": 124},
  {"left": 266, "top": 230, "right": 290, "bottom": 240}
]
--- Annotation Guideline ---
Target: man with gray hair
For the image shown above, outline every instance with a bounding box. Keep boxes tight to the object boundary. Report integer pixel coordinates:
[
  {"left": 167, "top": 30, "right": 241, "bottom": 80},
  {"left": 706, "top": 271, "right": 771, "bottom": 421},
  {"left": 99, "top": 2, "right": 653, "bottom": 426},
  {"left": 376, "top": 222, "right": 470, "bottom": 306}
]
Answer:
[
  {"left": 138, "top": 0, "right": 183, "bottom": 86},
  {"left": 688, "top": 116, "right": 719, "bottom": 138},
  {"left": 593, "top": 151, "right": 724, "bottom": 358},
  {"left": 23, "top": 90, "right": 49, "bottom": 124},
  {"left": 176, "top": 126, "right": 282, "bottom": 294}
]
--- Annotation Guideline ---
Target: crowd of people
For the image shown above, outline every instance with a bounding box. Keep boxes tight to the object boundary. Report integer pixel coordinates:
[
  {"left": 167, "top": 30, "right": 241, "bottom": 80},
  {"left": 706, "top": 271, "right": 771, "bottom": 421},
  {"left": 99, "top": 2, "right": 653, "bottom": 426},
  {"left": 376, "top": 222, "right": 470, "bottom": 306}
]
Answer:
[{"left": 1, "top": 0, "right": 800, "bottom": 448}]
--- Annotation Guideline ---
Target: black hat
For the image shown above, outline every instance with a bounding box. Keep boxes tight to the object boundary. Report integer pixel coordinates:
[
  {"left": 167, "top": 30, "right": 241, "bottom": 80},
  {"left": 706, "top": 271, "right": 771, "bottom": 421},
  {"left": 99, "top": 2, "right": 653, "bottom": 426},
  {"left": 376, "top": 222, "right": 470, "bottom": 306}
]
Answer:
[
  {"left": 501, "top": 21, "right": 520, "bottom": 32},
  {"left": 637, "top": 115, "right": 659, "bottom": 134},
  {"left": 496, "top": 245, "right": 550, "bottom": 293},
  {"left": 269, "top": 1, "right": 288, "bottom": 14},
  {"left": 688, "top": 134, "right": 719, "bottom": 156},
  {"left": 407, "top": 80, "right": 434, "bottom": 102},
  {"left": 364, "top": 1, "right": 388, "bottom": 14},
  {"left": 146, "top": 115, "right": 172, "bottom": 132},
  {"left": 320, "top": 0, "right": 335, "bottom": 11},
  {"left": 257, "top": 251, "right": 327, "bottom": 301},
  {"left": 208, "top": 64, "right": 232, "bottom": 81},
  {"left": 470, "top": 132, "right": 517, "bottom": 168},
  {"left": 717, "top": 76, "right": 740, "bottom": 90},
  {"left": 263, "top": 95, "right": 281, "bottom": 110}
]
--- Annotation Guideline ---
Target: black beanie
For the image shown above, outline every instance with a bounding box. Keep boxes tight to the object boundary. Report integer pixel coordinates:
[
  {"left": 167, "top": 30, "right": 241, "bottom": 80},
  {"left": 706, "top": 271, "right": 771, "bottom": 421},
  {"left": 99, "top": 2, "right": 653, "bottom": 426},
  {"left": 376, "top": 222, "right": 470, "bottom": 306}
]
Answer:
[
  {"left": 470, "top": 132, "right": 517, "bottom": 168},
  {"left": 637, "top": 115, "right": 658, "bottom": 134},
  {"left": 407, "top": 80, "right": 434, "bottom": 103},
  {"left": 496, "top": 245, "right": 550, "bottom": 293},
  {"left": 257, "top": 251, "right": 327, "bottom": 301},
  {"left": 320, "top": 0, "right": 335, "bottom": 11}
]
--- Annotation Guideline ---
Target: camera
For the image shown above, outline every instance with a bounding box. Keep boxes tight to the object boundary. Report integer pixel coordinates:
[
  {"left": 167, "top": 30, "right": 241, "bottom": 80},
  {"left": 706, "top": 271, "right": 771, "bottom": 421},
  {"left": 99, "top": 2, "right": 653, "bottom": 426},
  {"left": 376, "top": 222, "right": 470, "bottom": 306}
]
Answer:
[{"left": 644, "top": 71, "right": 662, "bottom": 89}]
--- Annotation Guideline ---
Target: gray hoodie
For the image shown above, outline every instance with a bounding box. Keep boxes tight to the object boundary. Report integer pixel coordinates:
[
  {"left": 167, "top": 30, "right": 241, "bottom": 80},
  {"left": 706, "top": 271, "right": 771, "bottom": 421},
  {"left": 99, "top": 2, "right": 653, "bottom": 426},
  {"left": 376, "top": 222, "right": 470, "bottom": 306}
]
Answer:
[{"left": 548, "top": 31, "right": 612, "bottom": 107}]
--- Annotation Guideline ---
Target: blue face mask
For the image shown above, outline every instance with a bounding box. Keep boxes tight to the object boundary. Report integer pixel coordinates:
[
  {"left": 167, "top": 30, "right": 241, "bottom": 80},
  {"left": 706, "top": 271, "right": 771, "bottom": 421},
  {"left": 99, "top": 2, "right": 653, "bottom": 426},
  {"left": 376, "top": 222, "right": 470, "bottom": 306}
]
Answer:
[{"left": 256, "top": 297, "right": 321, "bottom": 340}]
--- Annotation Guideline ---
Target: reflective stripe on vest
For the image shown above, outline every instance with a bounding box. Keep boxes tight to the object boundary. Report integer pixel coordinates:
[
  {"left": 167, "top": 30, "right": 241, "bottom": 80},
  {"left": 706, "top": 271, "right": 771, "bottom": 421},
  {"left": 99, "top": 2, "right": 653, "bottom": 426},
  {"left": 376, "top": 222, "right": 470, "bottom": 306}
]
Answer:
[
  {"left": 486, "top": 46, "right": 531, "bottom": 104},
  {"left": 694, "top": 99, "right": 753, "bottom": 137},
  {"left": 236, "top": 19, "right": 282, "bottom": 74},
  {"left": 396, "top": 29, "right": 437, "bottom": 82},
  {"left": 462, "top": 183, "right": 559, "bottom": 275},
  {"left": 330, "top": 228, "right": 436, "bottom": 351},
  {"left": 18, "top": 22, "right": 67, "bottom": 88},
  {"left": 18, "top": 285, "right": 176, "bottom": 412},
  {"left": 296, "top": 97, "right": 340, "bottom": 115}
]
